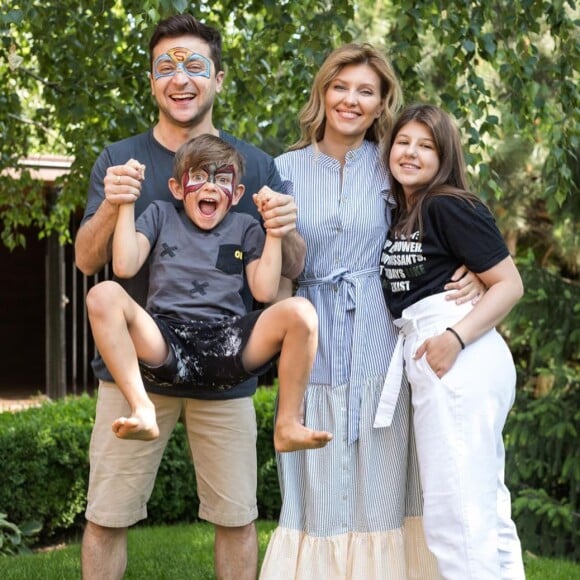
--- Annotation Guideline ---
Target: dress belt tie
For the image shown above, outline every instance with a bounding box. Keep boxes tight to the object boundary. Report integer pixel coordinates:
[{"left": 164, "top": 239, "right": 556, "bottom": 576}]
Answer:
[{"left": 300, "top": 267, "right": 379, "bottom": 444}]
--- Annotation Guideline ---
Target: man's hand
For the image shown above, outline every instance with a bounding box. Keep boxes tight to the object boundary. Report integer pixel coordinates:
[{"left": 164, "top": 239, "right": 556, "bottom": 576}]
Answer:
[
  {"left": 104, "top": 159, "right": 145, "bottom": 207},
  {"left": 254, "top": 186, "right": 298, "bottom": 238},
  {"left": 75, "top": 159, "right": 146, "bottom": 275},
  {"left": 253, "top": 186, "right": 305, "bottom": 280}
]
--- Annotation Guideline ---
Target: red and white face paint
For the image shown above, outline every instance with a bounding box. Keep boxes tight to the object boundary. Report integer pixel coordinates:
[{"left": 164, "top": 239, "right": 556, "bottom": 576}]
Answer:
[{"left": 182, "top": 163, "right": 236, "bottom": 208}]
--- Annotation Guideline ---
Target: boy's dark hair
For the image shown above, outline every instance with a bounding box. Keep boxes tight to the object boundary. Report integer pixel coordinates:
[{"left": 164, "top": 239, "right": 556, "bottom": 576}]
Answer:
[
  {"left": 149, "top": 14, "right": 222, "bottom": 73},
  {"left": 173, "top": 134, "right": 245, "bottom": 183}
]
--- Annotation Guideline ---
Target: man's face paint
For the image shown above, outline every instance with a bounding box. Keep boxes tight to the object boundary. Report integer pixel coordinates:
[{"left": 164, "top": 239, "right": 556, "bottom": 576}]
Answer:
[
  {"left": 153, "top": 47, "right": 211, "bottom": 80},
  {"left": 182, "top": 163, "right": 237, "bottom": 208}
]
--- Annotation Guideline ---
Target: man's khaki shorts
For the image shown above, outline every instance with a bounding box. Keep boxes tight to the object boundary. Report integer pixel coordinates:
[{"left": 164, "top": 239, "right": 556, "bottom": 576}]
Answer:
[{"left": 85, "top": 381, "right": 258, "bottom": 528}]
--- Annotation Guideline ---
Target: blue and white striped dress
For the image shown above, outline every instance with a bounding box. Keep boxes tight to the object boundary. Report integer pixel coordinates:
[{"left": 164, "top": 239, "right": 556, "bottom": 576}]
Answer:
[{"left": 260, "top": 142, "right": 440, "bottom": 579}]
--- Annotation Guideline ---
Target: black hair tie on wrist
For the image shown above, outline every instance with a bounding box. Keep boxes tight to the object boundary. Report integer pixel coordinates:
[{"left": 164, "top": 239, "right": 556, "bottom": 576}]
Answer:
[{"left": 446, "top": 327, "right": 466, "bottom": 350}]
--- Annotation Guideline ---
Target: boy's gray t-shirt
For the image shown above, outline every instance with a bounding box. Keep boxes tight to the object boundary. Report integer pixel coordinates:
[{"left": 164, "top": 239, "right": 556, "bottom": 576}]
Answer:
[{"left": 136, "top": 201, "right": 265, "bottom": 322}]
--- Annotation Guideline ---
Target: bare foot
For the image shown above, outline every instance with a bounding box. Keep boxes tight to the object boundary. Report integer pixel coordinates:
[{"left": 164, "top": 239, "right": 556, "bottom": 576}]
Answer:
[
  {"left": 111, "top": 407, "right": 159, "bottom": 441},
  {"left": 274, "top": 422, "right": 333, "bottom": 453}
]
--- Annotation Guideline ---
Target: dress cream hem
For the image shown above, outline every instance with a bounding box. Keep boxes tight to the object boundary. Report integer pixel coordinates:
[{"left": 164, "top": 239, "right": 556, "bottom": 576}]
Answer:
[{"left": 259, "top": 516, "right": 441, "bottom": 580}]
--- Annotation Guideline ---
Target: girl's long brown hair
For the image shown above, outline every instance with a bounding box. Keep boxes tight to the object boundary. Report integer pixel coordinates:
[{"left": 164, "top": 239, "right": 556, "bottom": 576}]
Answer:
[{"left": 386, "top": 104, "right": 480, "bottom": 238}]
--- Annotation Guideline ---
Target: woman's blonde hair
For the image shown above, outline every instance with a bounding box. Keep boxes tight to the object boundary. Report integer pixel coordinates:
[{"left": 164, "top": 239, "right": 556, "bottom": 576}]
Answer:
[{"left": 290, "top": 43, "right": 403, "bottom": 151}]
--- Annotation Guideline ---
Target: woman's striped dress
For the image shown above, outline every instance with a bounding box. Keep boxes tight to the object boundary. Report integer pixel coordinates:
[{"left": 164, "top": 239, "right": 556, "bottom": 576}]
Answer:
[{"left": 259, "top": 142, "right": 441, "bottom": 579}]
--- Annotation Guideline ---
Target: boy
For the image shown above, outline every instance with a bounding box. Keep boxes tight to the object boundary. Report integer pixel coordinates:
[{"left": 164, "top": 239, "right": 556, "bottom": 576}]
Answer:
[{"left": 86, "top": 134, "right": 332, "bottom": 453}]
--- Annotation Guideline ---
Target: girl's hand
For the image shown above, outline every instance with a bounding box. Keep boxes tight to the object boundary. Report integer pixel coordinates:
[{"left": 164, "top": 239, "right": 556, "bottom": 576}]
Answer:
[{"left": 414, "top": 331, "right": 463, "bottom": 378}]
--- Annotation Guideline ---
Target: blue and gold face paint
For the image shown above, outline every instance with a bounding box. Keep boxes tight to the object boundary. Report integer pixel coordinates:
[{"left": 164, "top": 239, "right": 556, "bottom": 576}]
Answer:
[
  {"left": 153, "top": 47, "right": 211, "bottom": 80},
  {"left": 182, "top": 163, "right": 237, "bottom": 207}
]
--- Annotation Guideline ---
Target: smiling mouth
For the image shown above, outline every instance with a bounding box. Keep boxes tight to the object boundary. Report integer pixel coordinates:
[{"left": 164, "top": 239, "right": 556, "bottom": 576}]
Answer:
[
  {"left": 337, "top": 109, "right": 360, "bottom": 119},
  {"left": 170, "top": 92, "right": 196, "bottom": 101},
  {"left": 199, "top": 198, "right": 218, "bottom": 216}
]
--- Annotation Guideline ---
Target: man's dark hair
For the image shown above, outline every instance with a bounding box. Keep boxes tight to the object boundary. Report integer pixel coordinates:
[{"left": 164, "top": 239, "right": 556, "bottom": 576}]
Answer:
[{"left": 149, "top": 14, "right": 222, "bottom": 73}]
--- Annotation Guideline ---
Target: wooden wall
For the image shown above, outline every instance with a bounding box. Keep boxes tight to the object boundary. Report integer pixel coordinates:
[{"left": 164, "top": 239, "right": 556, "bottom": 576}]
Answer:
[{"left": 0, "top": 234, "right": 45, "bottom": 394}]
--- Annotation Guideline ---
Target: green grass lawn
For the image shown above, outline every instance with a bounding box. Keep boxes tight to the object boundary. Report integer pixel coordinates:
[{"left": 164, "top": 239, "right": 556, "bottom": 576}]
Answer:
[{"left": 0, "top": 520, "right": 578, "bottom": 579}]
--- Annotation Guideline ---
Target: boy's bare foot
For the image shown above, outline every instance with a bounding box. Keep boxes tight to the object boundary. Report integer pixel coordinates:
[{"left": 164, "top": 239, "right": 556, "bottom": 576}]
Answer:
[
  {"left": 274, "top": 423, "right": 333, "bottom": 453},
  {"left": 112, "top": 407, "right": 159, "bottom": 441}
]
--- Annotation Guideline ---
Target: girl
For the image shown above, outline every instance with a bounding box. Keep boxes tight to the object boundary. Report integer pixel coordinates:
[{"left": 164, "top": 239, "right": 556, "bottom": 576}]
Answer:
[{"left": 376, "top": 103, "right": 526, "bottom": 579}]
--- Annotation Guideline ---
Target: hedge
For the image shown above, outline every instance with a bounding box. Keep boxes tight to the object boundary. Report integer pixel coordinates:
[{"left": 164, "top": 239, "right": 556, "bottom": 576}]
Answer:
[
  {"left": 0, "top": 387, "right": 280, "bottom": 547},
  {"left": 0, "top": 382, "right": 578, "bottom": 559}
]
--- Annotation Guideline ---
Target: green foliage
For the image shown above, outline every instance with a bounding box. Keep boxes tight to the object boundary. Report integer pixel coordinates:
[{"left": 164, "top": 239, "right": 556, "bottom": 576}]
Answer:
[
  {"left": 0, "top": 0, "right": 353, "bottom": 249},
  {"left": 0, "top": 388, "right": 280, "bottom": 547},
  {"left": 253, "top": 384, "right": 280, "bottom": 519},
  {"left": 1, "top": 1, "right": 576, "bottom": 274},
  {"left": 0, "top": 513, "right": 41, "bottom": 556},
  {"left": 506, "top": 383, "right": 580, "bottom": 558},
  {"left": 146, "top": 420, "right": 199, "bottom": 525},
  {"left": 202, "top": 0, "right": 356, "bottom": 152},
  {"left": 378, "top": 0, "right": 577, "bottom": 179},
  {"left": 354, "top": 0, "right": 579, "bottom": 276},
  {"left": 0, "top": 395, "right": 96, "bottom": 544},
  {"left": 507, "top": 257, "right": 580, "bottom": 371},
  {"left": 502, "top": 257, "right": 580, "bottom": 559}
]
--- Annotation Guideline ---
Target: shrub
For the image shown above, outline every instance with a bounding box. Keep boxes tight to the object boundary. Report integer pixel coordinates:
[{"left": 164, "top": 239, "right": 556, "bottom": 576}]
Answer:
[
  {"left": 505, "top": 380, "right": 580, "bottom": 559},
  {"left": 146, "top": 420, "right": 200, "bottom": 525},
  {"left": 0, "top": 395, "right": 95, "bottom": 544},
  {"left": 0, "top": 387, "right": 280, "bottom": 547},
  {"left": 254, "top": 385, "right": 280, "bottom": 519},
  {"left": 6, "top": 378, "right": 577, "bottom": 560},
  {"left": 0, "top": 512, "right": 41, "bottom": 556},
  {"left": 503, "top": 260, "right": 580, "bottom": 559}
]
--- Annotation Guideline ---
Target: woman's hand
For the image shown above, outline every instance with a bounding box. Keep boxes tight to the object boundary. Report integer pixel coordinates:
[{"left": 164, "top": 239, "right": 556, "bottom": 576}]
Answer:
[{"left": 444, "top": 265, "right": 486, "bottom": 305}]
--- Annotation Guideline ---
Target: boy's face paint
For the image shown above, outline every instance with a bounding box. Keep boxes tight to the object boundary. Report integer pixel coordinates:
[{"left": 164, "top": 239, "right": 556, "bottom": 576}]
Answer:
[
  {"left": 182, "top": 163, "right": 237, "bottom": 208},
  {"left": 153, "top": 47, "right": 211, "bottom": 80}
]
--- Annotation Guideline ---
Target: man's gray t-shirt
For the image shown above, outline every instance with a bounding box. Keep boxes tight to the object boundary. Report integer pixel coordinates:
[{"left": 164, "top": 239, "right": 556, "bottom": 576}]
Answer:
[{"left": 81, "top": 129, "right": 282, "bottom": 398}]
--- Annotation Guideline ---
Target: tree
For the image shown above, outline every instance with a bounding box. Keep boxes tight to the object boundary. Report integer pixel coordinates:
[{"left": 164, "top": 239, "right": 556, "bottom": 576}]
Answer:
[
  {"left": 1, "top": 0, "right": 578, "bottom": 557},
  {"left": 354, "top": 0, "right": 578, "bottom": 271},
  {"left": 351, "top": 0, "right": 579, "bottom": 558},
  {"left": 0, "top": 0, "right": 354, "bottom": 248}
]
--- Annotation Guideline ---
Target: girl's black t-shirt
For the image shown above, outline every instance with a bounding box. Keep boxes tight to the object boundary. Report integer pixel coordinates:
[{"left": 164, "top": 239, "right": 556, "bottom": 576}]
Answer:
[{"left": 380, "top": 195, "right": 509, "bottom": 319}]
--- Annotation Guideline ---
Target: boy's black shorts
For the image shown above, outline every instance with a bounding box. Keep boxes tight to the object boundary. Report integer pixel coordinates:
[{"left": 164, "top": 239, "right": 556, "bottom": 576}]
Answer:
[{"left": 139, "top": 310, "right": 275, "bottom": 392}]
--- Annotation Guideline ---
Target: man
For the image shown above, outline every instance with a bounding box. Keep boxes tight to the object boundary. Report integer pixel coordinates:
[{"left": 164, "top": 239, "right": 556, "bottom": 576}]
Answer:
[{"left": 75, "top": 14, "right": 305, "bottom": 580}]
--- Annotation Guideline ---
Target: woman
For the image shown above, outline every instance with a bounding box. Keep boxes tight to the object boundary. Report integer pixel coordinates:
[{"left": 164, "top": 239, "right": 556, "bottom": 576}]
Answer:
[
  {"left": 375, "top": 104, "right": 525, "bottom": 578},
  {"left": 260, "top": 44, "right": 480, "bottom": 579}
]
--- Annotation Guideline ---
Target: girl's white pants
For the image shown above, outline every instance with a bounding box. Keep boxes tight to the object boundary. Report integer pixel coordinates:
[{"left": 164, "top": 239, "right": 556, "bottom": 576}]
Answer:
[{"left": 376, "top": 292, "right": 525, "bottom": 579}]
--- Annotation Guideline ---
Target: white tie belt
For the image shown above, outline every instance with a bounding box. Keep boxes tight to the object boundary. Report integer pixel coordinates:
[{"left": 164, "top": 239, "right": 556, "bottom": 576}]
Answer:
[{"left": 374, "top": 291, "right": 473, "bottom": 428}]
